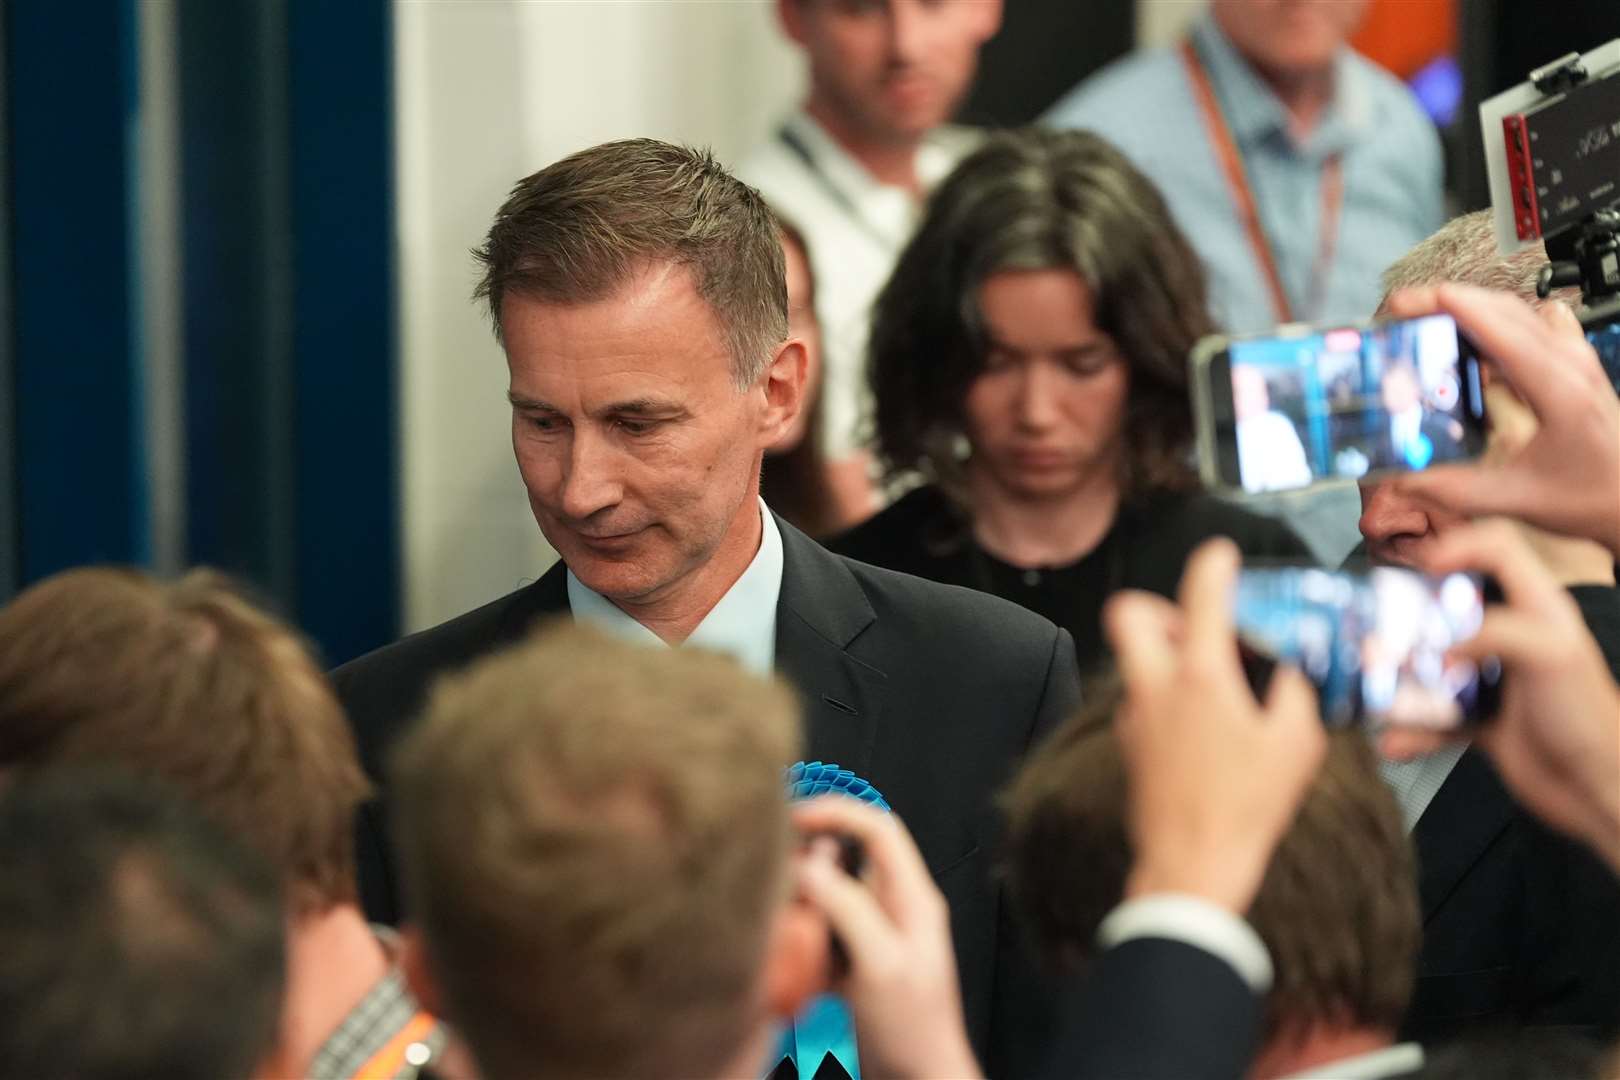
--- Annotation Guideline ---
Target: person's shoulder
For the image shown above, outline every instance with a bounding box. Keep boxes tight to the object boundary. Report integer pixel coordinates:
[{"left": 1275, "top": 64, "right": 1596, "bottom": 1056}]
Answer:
[
  {"left": 1043, "top": 45, "right": 1183, "bottom": 130},
  {"left": 1140, "top": 490, "right": 1312, "bottom": 559},
  {"left": 825, "top": 486, "right": 952, "bottom": 564},
  {"left": 332, "top": 573, "right": 563, "bottom": 758},
  {"left": 836, "top": 548, "right": 1067, "bottom": 667}
]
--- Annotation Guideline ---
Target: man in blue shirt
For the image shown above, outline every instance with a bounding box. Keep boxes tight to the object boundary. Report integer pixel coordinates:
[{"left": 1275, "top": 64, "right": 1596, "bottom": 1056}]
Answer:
[{"left": 1045, "top": 0, "right": 1442, "bottom": 335}]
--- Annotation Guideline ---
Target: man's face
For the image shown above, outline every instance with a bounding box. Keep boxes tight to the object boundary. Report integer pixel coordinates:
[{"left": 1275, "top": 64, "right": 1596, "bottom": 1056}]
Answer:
[
  {"left": 1380, "top": 366, "right": 1421, "bottom": 414},
  {"left": 783, "top": 0, "right": 1001, "bottom": 145},
  {"left": 962, "top": 268, "right": 1130, "bottom": 501},
  {"left": 502, "top": 264, "right": 798, "bottom": 605},
  {"left": 1210, "top": 0, "right": 1367, "bottom": 77}
]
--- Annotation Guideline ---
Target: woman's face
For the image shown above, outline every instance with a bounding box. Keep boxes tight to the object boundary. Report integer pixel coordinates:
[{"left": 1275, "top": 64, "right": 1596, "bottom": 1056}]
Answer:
[
  {"left": 766, "top": 231, "right": 822, "bottom": 454},
  {"left": 961, "top": 268, "right": 1130, "bottom": 500}
]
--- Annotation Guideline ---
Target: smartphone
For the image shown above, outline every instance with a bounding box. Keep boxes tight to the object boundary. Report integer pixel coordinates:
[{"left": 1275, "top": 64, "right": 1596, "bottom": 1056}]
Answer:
[
  {"left": 1581, "top": 296, "right": 1620, "bottom": 393},
  {"left": 1192, "top": 313, "right": 1489, "bottom": 494},
  {"left": 1235, "top": 565, "right": 1501, "bottom": 729}
]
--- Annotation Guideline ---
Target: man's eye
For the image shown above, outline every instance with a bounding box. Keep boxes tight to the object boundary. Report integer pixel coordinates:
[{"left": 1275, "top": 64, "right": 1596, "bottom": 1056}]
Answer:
[
  {"left": 528, "top": 415, "right": 560, "bottom": 432},
  {"left": 617, "top": 419, "right": 657, "bottom": 436}
]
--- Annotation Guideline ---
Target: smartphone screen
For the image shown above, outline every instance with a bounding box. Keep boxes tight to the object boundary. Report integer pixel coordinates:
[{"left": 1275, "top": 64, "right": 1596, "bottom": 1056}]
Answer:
[
  {"left": 1582, "top": 298, "right": 1620, "bottom": 393},
  {"left": 1235, "top": 566, "right": 1499, "bottom": 729},
  {"left": 1199, "top": 314, "right": 1487, "bottom": 493}
]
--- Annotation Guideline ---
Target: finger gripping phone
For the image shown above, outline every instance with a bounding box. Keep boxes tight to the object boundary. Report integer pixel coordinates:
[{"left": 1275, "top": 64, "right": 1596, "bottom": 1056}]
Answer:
[
  {"left": 1235, "top": 565, "right": 1502, "bottom": 729},
  {"left": 1192, "top": 313, "right": 1489, "bottom": 494}
]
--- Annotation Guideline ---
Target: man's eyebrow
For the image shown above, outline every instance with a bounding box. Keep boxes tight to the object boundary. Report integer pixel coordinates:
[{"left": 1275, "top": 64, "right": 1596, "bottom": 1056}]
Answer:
[
  {"left": 507, "top": 392, "right": 556, "bottom": 412},
  {"left": 505, "top": 392, "right": 685, "bottom": 417}
]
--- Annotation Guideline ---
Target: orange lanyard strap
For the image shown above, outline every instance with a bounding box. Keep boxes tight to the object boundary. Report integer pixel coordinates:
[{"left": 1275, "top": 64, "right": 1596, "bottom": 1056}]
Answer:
[
  {"left": 1179, "top": 38, "right": 1343, "bottom": 324},
  {"left": 350, "top": 1010, "right": 439, "bottom": 1080}
]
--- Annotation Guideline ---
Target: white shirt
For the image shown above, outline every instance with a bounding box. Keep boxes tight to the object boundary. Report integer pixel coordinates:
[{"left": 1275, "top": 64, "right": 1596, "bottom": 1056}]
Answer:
[
  {"left": 1097, "top": 893, "right": 1274, "bottom": 992},
  {"left": 565, "top": 500, "right": 784, "bottom": 676},
  {"left": 1237, "top": 409, "right": 1314, "bottom": 492},
  {"left": 733, "top": 112, "right": 979, "bottom": 458},
  {"left": 1389, "top": 406, "right": 1424, "bottom": 461}
]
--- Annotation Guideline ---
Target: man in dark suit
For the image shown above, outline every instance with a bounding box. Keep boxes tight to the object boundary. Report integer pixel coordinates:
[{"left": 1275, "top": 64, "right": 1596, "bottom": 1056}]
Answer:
[
  {"left": 1355, "top": 231, "right": 1620, "bottom": 1047},
  {"left": 333, "top": 138, "right": 1079, "bottom": 1078}
]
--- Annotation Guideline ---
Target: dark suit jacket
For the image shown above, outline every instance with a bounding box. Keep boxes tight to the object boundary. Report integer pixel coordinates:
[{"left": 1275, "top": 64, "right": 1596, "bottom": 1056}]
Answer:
[
  {"left": 1402, "top": 584, "right": 1620, "bottom": 1046},
  {"left": 1040, "top": 937, "right": 1262, "bottom": 1080},
  {"left": 332, "top": 514, "right": 1082, "bottom": 1078}
]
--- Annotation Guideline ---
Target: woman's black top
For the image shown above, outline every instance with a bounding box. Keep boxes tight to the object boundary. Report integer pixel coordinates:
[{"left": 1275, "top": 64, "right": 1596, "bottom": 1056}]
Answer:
[{"left": 827, "top": 485, "right": 1313, "bottom": 677}]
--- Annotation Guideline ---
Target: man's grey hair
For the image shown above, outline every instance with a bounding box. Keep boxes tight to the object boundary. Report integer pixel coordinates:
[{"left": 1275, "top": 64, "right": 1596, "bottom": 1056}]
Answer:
[
  {"left": 473, "top": 138, "right": 787, "bottom": 388},
  {"left": 1380, "top": 209, "right": 1581, "bottom": 307}
]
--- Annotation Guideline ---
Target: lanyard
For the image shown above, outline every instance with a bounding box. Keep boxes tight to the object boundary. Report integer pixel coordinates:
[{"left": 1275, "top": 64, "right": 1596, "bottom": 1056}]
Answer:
[
  {"left": 349, "top": 1010, "right": 438, "bottom": 1080},
  {"left": 1179, "top": 38, "right": 1343, "bottom": 324}
]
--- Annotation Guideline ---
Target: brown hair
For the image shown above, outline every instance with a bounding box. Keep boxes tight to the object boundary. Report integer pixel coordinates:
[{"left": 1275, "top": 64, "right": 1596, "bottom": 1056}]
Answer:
[
  {"left": 391, "top": 621, "right": 803, "bottom": 1080},
  {"left": 869, "top": 127, "right": 1211, "bottom": 504},
  {"left": 0, "top": 567, "right": 371, "bottom": 915},
  {"left": 760, "top": 214, "right": 842, "bottom": 537},
  {"left": 473, "top": 138, "right": 788, "bottom": 388},
  {"left": 1002, "top": 676, "right": 1420, "bottom": 1041}
]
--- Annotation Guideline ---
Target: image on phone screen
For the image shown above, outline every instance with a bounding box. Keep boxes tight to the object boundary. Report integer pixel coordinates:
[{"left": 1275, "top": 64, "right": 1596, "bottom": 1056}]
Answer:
[
  {"left": 1223, "top": 314, "right": 1483, "bottom": 494},
  {"left": 1585, "top": 309, "right": 1620, "bottom": 393},
  {"left": 1235, "top": 566, "right": 1496, "bottom": 729}
]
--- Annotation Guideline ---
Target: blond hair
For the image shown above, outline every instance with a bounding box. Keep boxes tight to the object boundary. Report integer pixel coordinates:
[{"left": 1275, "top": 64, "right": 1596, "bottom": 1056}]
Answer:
[
  {"left": 0, "top": 567, "right": 371, "bottom": 915},
  {"left": 1003, "top": 676, "right": 1420, "bottom": 1041},
  {"left": 391, "top": 621, "right": 803, "bottom": 1080}
]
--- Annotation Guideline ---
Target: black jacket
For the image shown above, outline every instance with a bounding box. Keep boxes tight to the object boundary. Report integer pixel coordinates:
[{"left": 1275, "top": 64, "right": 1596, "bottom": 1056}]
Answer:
[
  {"left": 332, "top": 514, "right": 1082, "bottom": 1077},
  {"left": 829, "top": 486, "right": 1311, "bottom": 674},
  {"left": 1401, "top": 584, "right": 1620, "bottom": 1046}
]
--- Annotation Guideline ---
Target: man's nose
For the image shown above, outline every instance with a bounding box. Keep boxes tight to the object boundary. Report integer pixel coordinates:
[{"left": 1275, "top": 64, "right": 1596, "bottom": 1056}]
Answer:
[
  {"left": 1357, "top": 481, "right": 1430, "bottom": 545},
  {"left": 558, "top": 429, "right": 624, "bottom": 521}
]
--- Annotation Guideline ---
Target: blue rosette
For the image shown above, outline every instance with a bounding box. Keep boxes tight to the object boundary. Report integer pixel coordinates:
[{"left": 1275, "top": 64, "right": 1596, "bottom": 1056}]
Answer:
[{"left": 773, "top": 761, "right": 889, "bottom": 1080}]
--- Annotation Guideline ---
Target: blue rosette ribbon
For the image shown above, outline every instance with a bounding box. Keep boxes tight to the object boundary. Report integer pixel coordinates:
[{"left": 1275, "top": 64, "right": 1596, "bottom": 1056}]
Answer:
[{"left": 773, "top": 761, "right": 890, "bottom": 1080}]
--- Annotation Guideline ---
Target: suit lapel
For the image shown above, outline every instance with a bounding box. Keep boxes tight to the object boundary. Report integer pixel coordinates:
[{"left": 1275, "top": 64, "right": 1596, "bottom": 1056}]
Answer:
[
  {"left": 1411, "top": 747, "right": 1516, "bottom": 923},
  {"left": 494, "top": 560, "right": 572, "bottom": 645},
  {"left": 773, "top": 517, "right": 885, "bottom": 785}
]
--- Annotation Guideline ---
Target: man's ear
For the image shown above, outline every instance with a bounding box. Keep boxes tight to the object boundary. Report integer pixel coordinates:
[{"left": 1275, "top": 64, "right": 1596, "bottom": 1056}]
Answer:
[
  {"left": 761, "top": 896, "right": 833, "bottom": 1021},
  {"left": 777, "top": 0, "right": 809, "bottom": 46},
  {"left": 761, "top": 338, "right": 810, "bottom": 446},
  {"left": 399, "top": 924, "right": 446, "bottom": 1018}
]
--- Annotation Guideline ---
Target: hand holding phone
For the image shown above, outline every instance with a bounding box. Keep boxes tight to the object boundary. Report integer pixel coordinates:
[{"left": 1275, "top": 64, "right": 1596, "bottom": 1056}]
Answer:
[
  {"left": 1235, "top": 564, "right": 1500, "bottom": 731},
  {"left": 1394, "top": 520, "right": 1620, "bottom": 874},
  {"left": 1192, "top": 312, "right": 1488, "bottom": 494},
  {"left": 1382, "top": 284, "right": 1620, "bottom": 560},
  {"left": 793, "top": 797, "right": 982, "bottom": 1080}
]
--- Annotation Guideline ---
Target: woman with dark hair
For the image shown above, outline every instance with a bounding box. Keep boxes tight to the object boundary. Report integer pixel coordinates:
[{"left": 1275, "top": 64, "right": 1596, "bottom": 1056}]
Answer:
[{"left": 829, "top": 127, "right": 1308, "bottom": 673}]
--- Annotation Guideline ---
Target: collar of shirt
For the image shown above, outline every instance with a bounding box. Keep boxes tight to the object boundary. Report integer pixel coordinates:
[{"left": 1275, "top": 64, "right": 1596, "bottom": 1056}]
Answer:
[
  {"left": 781, "top": 109, "right": 960, "bottom": 250},
  {"left": 305, "top": 928, "right": 447, "bottom": 1080},
  {"left": 1192, "top": 13, "right": 1370, "bottom": 159},
  {"left": 1283, "top": 1041, "right": 1424, "bottom": 1080},
  {"left": 565, "top": 500, "right": 784, "bottom": 676},
  {"left": 1378, "top": 740, "right": 1468, "bottom": 832}
]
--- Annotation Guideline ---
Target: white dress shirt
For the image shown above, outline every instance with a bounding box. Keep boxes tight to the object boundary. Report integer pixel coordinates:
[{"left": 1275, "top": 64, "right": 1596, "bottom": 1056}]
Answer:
[
  {"left": 1284, "top": 1042, "right": 1424, "bottom": 1079},
  {"left": 1097, "top": 893, "right": 1274, "bottom": 992},
  {"left": 733, "top": 112, "right": 979, "bottom": 459},
  {"left": 565, "top": 500, "right": 784, "bottom": 676}
]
